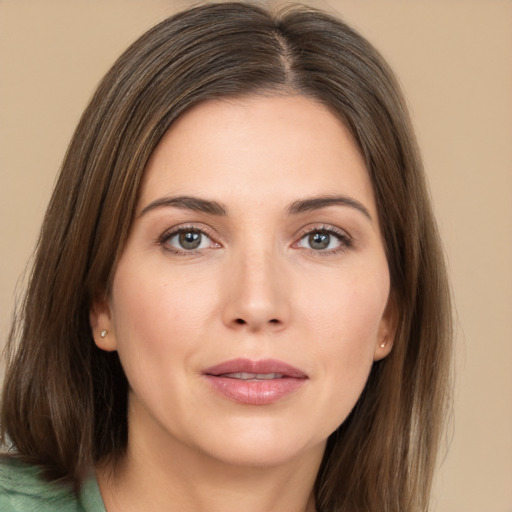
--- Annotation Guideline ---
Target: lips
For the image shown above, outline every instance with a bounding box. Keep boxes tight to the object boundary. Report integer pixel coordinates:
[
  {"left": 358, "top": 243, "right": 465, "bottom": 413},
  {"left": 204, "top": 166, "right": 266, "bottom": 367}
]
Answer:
[{"left": 203, "top": 358, "right": 308, "bottom": 405}]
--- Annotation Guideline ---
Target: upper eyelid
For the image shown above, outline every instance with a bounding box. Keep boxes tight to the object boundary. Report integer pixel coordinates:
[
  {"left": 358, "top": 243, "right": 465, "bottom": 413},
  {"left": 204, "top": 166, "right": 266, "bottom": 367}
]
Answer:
[
  {"left": 160, "top": 223, "right": 216, "bottom": 238},
  {"left": 295, "top": 223, "right": 352, "bottom": 240}
]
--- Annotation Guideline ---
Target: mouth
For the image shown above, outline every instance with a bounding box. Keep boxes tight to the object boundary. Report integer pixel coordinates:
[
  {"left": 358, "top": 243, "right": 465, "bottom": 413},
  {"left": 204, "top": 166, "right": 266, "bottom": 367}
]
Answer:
[
  {"left": 203, "top": 358, "right": 308, "bottom": 405},
  {"left": 217, "top": 372, "right": 286, "bottom": 380}
]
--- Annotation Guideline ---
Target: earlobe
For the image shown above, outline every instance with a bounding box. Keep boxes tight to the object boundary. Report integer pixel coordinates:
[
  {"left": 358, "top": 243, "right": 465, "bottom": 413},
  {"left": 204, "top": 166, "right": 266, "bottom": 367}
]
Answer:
[
  {"left": 374, "top": 336, "right": 393, "bottom": 361},
  {"left": 374, "top": 293, "right": 398, "bottom": 361},
  {"left": 89, "top": 298, "right": 118, "bottom": 352}
]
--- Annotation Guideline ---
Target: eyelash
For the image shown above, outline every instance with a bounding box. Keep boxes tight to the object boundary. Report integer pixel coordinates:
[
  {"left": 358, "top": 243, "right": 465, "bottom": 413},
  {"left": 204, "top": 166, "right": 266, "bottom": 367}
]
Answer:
[{"left": 157, "top": 224, "right": 353, "bottom": 256}]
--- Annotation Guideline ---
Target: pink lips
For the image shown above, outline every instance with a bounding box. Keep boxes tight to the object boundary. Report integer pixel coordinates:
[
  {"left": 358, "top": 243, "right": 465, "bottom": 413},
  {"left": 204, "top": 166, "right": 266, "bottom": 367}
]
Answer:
[{"left": 203, "top": 358, "right": 308, "bottom": 405}]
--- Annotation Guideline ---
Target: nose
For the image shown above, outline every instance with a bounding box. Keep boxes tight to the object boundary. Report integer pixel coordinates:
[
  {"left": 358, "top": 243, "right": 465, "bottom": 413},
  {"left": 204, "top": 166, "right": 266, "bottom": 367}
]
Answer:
[{"left": 221, "top": 247, "right": 290, "bottom": 332}]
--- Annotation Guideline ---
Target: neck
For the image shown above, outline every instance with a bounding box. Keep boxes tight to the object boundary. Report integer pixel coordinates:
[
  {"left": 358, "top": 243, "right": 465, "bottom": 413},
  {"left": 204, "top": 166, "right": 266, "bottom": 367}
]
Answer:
[{"left": 97, "top": 445, "right": 321, "bottom": 512}]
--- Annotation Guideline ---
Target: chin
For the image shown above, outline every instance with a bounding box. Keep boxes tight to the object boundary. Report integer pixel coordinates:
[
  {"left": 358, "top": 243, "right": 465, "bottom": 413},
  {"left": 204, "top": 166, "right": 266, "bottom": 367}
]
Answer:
[{"left": 187, "top": 419, "right": 328, "bottom": 469}]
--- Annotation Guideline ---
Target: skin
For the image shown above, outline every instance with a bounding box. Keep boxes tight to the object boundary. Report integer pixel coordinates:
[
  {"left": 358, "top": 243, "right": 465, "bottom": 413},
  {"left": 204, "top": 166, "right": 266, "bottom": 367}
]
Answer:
[{"left": 91, "top": 95, "right": 395, "bottom": 512}]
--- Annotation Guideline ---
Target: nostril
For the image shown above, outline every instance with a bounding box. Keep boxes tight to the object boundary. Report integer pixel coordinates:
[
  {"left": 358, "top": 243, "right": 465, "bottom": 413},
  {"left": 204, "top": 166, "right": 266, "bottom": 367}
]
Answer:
[{"left": 232, "top": 318, "right": 281, "bottom": 327}]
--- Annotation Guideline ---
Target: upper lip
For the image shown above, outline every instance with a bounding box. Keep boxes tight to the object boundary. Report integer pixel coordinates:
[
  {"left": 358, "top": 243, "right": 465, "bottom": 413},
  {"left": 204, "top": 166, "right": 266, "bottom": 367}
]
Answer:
[{"left": 204, "top": 358, "right": 308, "bottom": 379}]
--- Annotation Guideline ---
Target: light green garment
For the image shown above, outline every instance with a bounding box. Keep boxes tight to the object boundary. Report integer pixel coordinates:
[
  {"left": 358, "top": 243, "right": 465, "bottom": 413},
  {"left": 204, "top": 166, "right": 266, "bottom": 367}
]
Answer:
[{"left": 0, "top": 457, "right": 106, "bottom": 512}]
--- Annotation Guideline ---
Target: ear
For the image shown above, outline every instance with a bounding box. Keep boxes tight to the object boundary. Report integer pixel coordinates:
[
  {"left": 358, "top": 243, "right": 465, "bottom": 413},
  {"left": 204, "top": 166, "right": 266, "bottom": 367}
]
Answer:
[
  {"left": 374, "top": 293, "right": 398, "bottom": 361},
  {"left": 89, "top": 296, "right": 118, "bottom": 352}
]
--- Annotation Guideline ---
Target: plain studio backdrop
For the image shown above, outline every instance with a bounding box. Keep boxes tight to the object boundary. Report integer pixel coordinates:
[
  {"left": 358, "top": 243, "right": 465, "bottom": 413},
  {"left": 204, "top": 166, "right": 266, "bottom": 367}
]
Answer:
[{"left": 0, "top": 1, "right": 511, "bottom": 511}]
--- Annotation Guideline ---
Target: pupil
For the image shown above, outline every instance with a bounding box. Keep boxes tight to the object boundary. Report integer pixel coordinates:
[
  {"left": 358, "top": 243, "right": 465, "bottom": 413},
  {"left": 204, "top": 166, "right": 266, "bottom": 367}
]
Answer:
[
  {"left": 309, "top": 232, "right": 330, "bottom": 250},
  {"left": 179, "top": 231, "right": 201, "bottom": 249}
]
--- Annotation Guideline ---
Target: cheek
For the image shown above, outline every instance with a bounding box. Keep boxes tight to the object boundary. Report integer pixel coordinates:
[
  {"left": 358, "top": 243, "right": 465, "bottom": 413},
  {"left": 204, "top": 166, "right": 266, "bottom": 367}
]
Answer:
[
  {"left": 312, "top": 292, "right": 380, "bottom": 379},
  {"left": 298, "top": 271, "right": 389, "bottom": 432},
  {"left": 109, "top": 262, "right": 220, "bottom": 372},
  {"left": 302, "top": 268, "right": 389, "bottom": 352}
]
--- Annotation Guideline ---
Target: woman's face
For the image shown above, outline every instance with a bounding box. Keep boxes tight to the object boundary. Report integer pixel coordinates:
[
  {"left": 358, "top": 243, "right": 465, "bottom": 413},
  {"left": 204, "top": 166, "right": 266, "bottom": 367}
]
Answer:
[{"left": 92, "top": 95, "right": 394, "bottom": 469}]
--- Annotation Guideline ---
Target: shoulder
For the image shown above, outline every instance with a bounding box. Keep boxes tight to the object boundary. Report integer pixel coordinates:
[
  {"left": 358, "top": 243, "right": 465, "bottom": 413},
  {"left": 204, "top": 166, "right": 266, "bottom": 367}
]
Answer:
[{"left": 0, "top": 456, "right": 80, "bottom": 511}]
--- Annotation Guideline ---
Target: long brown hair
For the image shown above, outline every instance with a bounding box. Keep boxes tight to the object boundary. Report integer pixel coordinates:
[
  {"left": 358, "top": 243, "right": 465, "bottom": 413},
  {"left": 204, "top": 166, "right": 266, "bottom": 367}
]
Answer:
[{"left": 1, "top": 3, "right": 452, "bottom": 510}]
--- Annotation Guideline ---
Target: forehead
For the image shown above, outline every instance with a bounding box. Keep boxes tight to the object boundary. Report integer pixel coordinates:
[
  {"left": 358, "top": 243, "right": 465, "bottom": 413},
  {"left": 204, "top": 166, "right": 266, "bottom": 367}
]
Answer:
[{"left": 139, "top": 94, "right": 376, "bottom": 217}]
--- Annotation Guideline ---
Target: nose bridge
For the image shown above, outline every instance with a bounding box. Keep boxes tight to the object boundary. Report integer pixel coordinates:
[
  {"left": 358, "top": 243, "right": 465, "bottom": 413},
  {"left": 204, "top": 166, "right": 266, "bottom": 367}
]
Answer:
[{"left": 223, "top": 234, "right": 289, "bottom": 331}]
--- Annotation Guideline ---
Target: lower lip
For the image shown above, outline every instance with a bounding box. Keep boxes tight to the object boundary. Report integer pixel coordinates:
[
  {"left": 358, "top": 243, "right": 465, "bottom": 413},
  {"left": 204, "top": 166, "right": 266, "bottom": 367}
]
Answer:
[{"left": 205, "top": 376, "right": 306, "bottom": 405}]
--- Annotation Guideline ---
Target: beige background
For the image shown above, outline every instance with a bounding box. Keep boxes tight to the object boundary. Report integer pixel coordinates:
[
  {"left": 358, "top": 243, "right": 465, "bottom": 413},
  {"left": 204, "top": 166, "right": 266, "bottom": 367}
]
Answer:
[{"left": 1, "top": 1, "right": 511, "bottom": 510}]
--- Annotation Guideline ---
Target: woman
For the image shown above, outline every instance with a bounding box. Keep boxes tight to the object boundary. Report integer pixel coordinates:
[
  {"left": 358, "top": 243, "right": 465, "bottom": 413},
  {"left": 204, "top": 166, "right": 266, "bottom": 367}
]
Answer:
[{"left": 0, "top": 2, "right": 452, "bottom": 511}]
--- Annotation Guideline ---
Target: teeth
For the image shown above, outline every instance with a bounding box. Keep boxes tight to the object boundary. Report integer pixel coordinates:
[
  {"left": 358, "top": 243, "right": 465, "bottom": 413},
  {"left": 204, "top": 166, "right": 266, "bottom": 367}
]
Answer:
[{"left": 222, "top": 372, "right": 284, "bottom": 380}]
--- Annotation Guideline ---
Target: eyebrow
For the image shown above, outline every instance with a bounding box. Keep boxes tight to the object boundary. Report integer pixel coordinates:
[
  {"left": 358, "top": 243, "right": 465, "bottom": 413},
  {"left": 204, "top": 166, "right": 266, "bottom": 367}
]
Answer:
[
  {"left": 287, "top": 195, "right": 372, "bottom": 221},
  {"left": 139, "top": 193, "right": 371, "bottom": 221},
  {"left": 139, "top": 196, "right": 227, "bottom": 217}
]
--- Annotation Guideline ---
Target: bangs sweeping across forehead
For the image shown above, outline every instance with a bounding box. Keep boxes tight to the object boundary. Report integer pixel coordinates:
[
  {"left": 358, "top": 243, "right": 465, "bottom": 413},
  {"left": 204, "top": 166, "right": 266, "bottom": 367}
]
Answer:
[{"left": 1, "top": 3, "right": 451, "bottom": 511}]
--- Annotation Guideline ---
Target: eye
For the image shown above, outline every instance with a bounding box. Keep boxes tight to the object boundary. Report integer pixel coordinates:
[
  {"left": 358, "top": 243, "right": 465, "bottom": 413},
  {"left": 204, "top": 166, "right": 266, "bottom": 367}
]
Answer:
[
  {"left": 296, "top": 228, "right": 352, "bottom": 252},
  {"left": 162, "top": 228, "right": 218, "bottom": 252}
]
